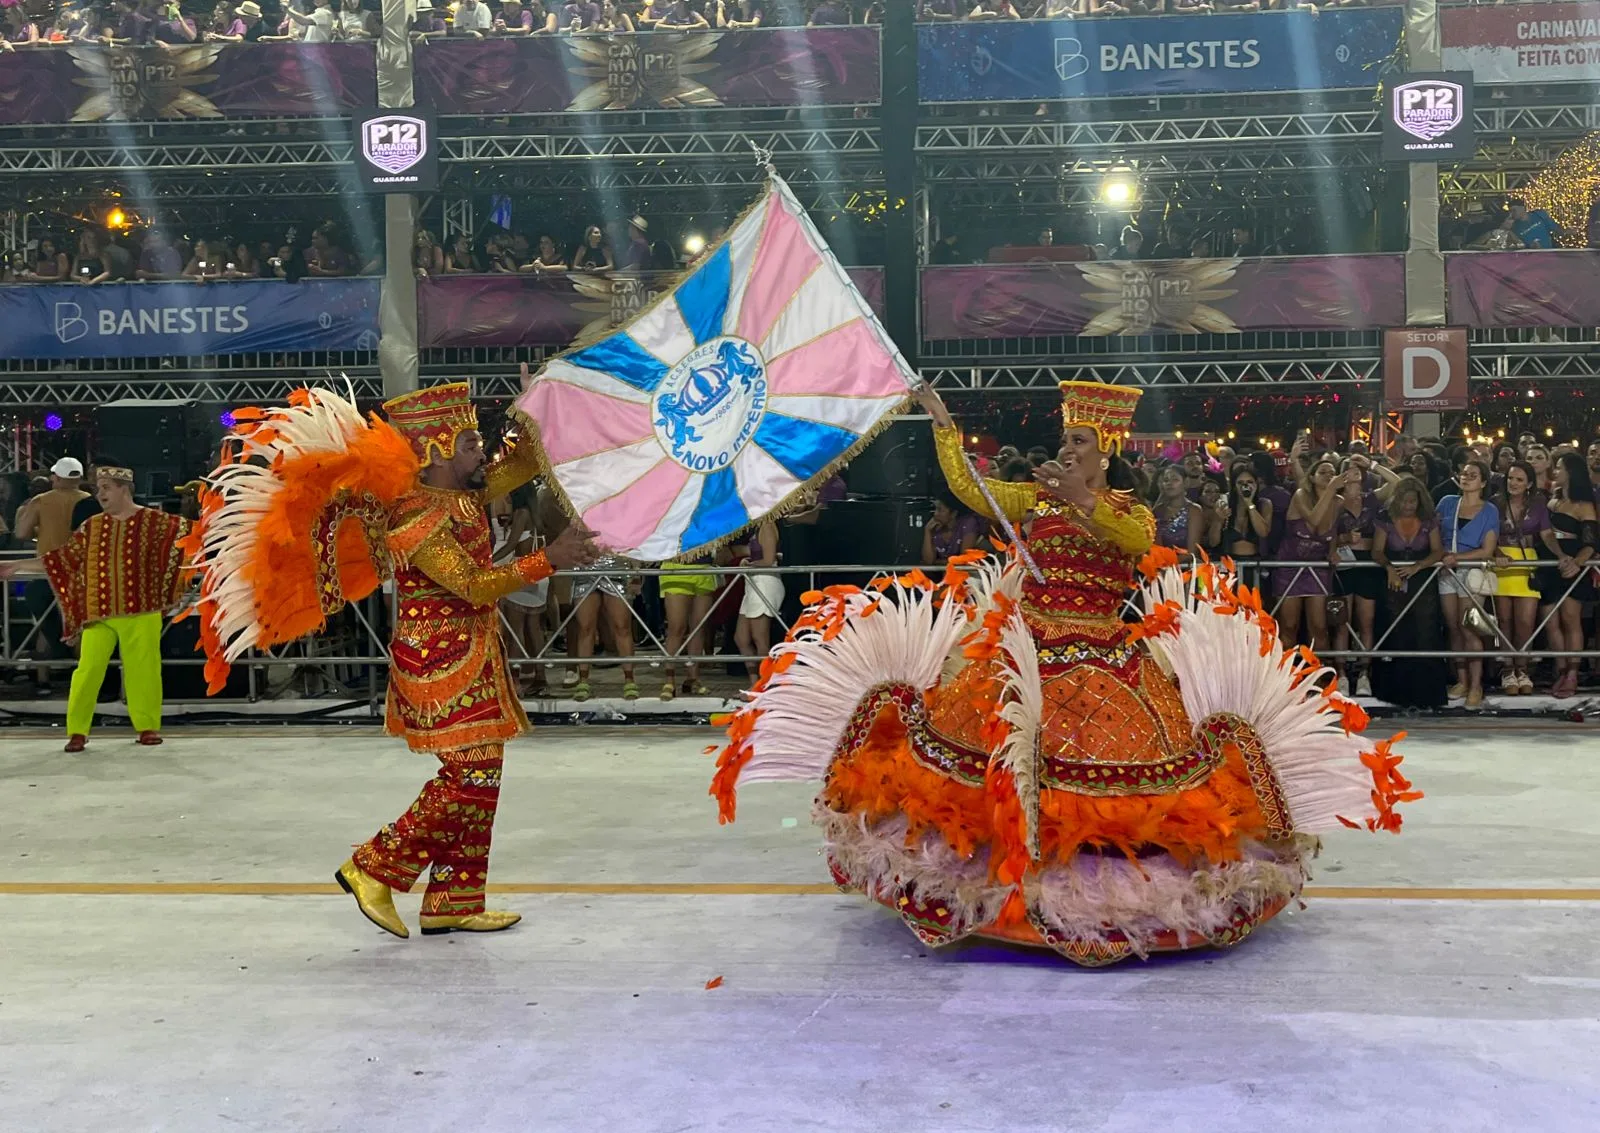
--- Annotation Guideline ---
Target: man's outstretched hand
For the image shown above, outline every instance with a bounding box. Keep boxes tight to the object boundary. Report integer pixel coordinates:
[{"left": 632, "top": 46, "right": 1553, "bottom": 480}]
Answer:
[{"left": 544, "top": 523, "right": 602, "bottom": 570}]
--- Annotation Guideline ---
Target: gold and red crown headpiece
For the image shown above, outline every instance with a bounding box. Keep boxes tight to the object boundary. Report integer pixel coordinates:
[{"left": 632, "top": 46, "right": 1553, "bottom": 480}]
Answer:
[
  {"left": 1059, "top": 381, "right": 1142, "bottom": 456},
  {"left": 383, "top": 382, "right": 478, "bottom": 465}
]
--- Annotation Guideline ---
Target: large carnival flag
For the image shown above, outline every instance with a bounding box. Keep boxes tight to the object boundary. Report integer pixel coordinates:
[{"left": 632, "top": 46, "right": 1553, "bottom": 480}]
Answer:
[{"left": 514, "top": 173, "right": 915, "bottom": 561}]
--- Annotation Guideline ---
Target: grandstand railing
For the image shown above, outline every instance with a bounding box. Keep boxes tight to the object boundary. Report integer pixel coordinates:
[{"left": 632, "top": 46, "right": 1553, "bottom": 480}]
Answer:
[{"left": 4, "top": 558, "right": 1598, "bottom": 709}]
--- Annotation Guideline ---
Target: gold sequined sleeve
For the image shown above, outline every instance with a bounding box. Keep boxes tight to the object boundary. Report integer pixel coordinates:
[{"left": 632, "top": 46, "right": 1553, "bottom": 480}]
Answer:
[
  {"left": 482, "top": 429, "right": 544, "bottom": 502},
  {"left": 1093, "top": 497, "right": 1156, "bottom": 558},
  {"left": 933, "top": 424, "right": 1037, "bottom": 523},
  {"left": 410, "top": 529, "right": 554, "bottom": 606}
]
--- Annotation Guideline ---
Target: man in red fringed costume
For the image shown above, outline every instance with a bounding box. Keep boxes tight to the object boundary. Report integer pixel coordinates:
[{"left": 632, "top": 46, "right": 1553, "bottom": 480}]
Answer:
[
  {"left": 336, "top": 381, "right": 599, "bottom": 937},
  {"left": 185, "top": 373, "right": 598, "bottom": 941}
]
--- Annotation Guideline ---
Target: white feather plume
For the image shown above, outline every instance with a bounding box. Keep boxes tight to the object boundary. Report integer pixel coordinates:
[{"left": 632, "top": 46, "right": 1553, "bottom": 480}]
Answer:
[
  {"left": 734, "top": 581, "right": 973, "bottom": 785},
  {"left": 1138, "top": 564, "right": 1376, "bottom": 833}
]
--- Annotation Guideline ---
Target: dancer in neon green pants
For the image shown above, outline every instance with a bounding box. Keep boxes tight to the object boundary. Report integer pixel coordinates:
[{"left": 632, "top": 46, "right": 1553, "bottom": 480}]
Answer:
[
  {"left": 0, "top": 461, "right": 189, "bottom": 752},
  {"left": 67, "top": 612, "right": 164, "bottom": 738}
]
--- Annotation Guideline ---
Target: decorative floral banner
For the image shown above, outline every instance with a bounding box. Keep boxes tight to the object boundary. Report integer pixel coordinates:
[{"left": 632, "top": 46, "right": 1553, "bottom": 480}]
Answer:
[
  {"left": 0, "top": 44, "right": 375, "bottom": 123},
  {"left": 414, "top": 27, "right": 879, "bottom": 113},
  {"left": 1446, "top": 251, "right": 1600, "bottom": 328},
  {"left": 418, "top": 268, "right": 883, "bottom": 350},
  {"left": 920, "top": 256, "right": 1406, "bottom": 339}
]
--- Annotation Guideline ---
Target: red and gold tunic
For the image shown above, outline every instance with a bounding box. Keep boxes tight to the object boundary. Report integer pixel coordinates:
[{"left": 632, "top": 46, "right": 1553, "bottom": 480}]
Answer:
[
  {"left": 42, "top": 508, "right": 189, "bottom": 643},
  {"left": 382, "top": 439, "right": 552, "bottom": 754}
]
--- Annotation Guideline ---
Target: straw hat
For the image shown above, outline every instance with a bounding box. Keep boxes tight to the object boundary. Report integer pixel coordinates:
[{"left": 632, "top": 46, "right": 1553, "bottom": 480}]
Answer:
[{"left": 238, "top": 1, "right": 262, "bottom": 16}]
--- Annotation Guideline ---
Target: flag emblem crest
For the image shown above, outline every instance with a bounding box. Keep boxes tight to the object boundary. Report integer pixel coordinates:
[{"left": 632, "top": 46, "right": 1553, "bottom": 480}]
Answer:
[
  {"left": 652, "top": 336, "right": 769, "bottom": 474},
  {"left": 516, "top": 175, "right": 915, "bottom": 562}
]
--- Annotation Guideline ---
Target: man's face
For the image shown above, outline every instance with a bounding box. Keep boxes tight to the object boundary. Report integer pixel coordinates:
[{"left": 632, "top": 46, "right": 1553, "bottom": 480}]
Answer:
[
  {"left": 1233, "top": 227, "right": 1249, "bottom": 245},
  {"left": 446, "top": 431, "right": 488, "bottom": 489},
  {"left": 1586, "top": 440, "right": 1600, "bottom": 471},
  {"left": 95, "top": 475, "right": 131, "bottom": 511},
  {"left": 1182, "top": 452, "right": 1202, "bottom": 476},
  {"left": 1038, "top": 228, "right": 1054, "bottom": 246}
]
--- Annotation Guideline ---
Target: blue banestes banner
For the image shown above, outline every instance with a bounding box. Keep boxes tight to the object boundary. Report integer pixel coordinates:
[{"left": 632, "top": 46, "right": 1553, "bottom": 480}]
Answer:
[
  {"left": 919, "top": 9, "right": 1403, "bottom": 102},
  {"left": 0, "top": 278, "right": 381, "bottom": 359}
]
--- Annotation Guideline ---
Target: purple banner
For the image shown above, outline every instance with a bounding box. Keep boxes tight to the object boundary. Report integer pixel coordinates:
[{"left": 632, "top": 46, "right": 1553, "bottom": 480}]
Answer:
[
  {"left": 921, "top": 256, "right": 1407, "bottom": 338},
  {"left": 419, "top": 268, "right": 884, "bottom": 350},
  {"left": 1446, "top": 251, "right": 1600, "bottom": 328},
  {"left": 0, "top": 44, "right": 375, "bottom": 124},
  {"left": 415, "top": 27, "right": 879, "bottom": 114}
]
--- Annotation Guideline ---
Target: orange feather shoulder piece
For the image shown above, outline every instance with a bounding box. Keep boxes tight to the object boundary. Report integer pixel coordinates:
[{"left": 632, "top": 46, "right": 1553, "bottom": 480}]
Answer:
[{"left": 182, "top": 387, "right": 421, "bottom": 694}]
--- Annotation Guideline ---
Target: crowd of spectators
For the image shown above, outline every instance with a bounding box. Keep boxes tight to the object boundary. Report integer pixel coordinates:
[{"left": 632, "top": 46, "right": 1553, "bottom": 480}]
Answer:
[
  {"left": 1448, "top": 196, "right": 1600, "bottom": 252},
  {"left": 0, "top": 219, "right": 378, "bottom": 283},
  {"left": 939, "top": 427, "right": 1600, "bottom": 709},
  {"left": 0, "top": 0, "right": 882, "bottom": 45},
  {"left": 0, "top": 0, "right": 1574, "bottom": 50}
]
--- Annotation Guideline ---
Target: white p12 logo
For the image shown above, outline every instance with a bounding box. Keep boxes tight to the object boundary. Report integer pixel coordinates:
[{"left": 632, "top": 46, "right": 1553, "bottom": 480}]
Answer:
[
  {"left": 1393, "top": 80, "right": 1464, "bottom": 142},
  {"left": 362, "top": 115, "right": 427, "bottom": 176}
]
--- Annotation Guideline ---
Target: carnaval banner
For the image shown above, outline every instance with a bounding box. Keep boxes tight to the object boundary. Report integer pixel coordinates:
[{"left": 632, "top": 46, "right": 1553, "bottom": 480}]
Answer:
[
  {"left": 920, "top": 256, "right": 1406, "bottom": 339},
  {"left": 918, "top": 8, "right": 1402, "bottom": 102},
  {"left": 418, "top": 268, "right": 883, "bottom": 350},
  {"left": 0, "top": 44, "right": 376, "bottom": 125},
  {"left": 414, "top": 27, "right": 879, "bottom": 114},
  {"left": 0, "top": 279, "right": 381, "bottom": 359},
  {"left": 1443, "top": 2, "right": 1600, "bottom": 84},
  {"left": 514, "top": 177, "right": 912, "bottom": 562},
  {"left": 1446, "top": 251, "right": 1600, "bottom": 328}
]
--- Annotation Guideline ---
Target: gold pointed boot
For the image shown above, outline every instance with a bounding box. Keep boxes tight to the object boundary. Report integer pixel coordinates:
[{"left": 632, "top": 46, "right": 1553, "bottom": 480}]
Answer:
[
  {"left": 418, "top": 910, "right": 522, "bottom": 936},
  {"left": 335, "top": 859, "right": 409, "bottom": 939}
]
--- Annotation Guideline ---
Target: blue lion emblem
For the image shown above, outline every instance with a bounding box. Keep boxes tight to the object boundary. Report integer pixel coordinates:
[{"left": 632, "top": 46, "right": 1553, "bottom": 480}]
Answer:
[{"left": 654, "top": 339, "right": 764, "bottom": 454}]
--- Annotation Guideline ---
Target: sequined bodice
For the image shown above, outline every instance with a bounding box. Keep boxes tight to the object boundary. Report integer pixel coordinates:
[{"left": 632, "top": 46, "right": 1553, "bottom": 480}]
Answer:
[
  {"left": 1020, "top": 498, "right": 1136, "bottom": 653},
  {"left": 394, "top": 495, "right": 493, "bottom": 610}
]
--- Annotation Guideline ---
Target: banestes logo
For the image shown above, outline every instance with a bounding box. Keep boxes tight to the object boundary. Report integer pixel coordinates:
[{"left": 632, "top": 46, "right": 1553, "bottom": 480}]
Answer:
[{"left": 362, "top": 115, "right": 428, "bottom": 176}]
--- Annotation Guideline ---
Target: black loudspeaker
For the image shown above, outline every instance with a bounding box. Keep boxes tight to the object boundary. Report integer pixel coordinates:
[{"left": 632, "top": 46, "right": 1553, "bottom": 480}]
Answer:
[
  {"left": 93, "top": 399, "right": 224, "bottom": 501},
  {"left": 815, "top": 497, "right": 933, "bottom": 570},
  {"left": 844, "top": 416, "right": 937, "bottom": 498}
]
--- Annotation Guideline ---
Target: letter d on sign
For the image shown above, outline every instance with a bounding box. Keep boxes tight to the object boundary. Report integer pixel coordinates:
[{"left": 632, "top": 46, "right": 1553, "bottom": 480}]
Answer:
[{"left": 1402, "top": 346, "right": 1450, "bottom": 399}]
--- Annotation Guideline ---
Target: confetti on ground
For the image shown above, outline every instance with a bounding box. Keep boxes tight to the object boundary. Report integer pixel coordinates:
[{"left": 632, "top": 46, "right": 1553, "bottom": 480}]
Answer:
[
  {"left": 705, "top": 976, "right": 723, "bottom": 990},
  {"left": 781, "top": 817, "right": 798, "bottom": 828}
]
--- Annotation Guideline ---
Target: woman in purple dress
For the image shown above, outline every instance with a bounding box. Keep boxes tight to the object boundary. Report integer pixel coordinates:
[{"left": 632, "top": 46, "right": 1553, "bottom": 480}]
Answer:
[
  {"left": 921, "top": 491, "right": 983, "bottom": 565},
  {"left": 1274, "top": 456, "right": 1340, "bottom": 656},
  {"left": 1151, "top": 465, "right": 1201, "bottom": 558},
  {"left": 1370, "top": 477, "right": 1448, "bottom": 708}
]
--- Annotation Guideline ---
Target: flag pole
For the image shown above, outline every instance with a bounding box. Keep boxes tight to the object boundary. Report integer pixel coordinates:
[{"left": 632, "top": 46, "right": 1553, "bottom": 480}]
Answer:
[{"left": 751, "top": 146, "right": 1043, "bottom": 584}]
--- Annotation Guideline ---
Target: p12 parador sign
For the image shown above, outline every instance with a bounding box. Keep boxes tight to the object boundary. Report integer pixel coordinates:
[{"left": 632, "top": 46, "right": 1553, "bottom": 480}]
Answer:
[
  {"left": 353, "top": 109, "right": 439, "bottom": 193},
  {"left": 1382, "top": 73, "right": 1476, "bottom": 161}
]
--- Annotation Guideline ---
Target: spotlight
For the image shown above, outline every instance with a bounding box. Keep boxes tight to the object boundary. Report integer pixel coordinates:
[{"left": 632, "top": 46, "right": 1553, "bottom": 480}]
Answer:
[
  {"left": 44, "top": 414, "right": 63, "bottom": 432},
  {"left": 1100, "top": 164, "right": 1138, "bottom": 206},
  {"left": 106, "top": 208, "right": 127, "bottom": 229},
  {"left": 220, "top": 411, "right": 236, "bottom": 429},
  {"left": 683, "top": 233, "right": 706, "bottom": 256}
]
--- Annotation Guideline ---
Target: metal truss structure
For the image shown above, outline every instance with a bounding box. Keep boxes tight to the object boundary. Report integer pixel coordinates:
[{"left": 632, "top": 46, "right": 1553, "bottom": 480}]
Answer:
[{"left": 2, "top": 345, "right": 1594, "bottom": 408}]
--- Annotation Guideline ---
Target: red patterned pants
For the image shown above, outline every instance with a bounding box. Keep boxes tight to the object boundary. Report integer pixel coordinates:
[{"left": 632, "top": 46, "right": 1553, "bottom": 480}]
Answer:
[{"left": 353, "top": 743, "right": 504, "bottom": 917}]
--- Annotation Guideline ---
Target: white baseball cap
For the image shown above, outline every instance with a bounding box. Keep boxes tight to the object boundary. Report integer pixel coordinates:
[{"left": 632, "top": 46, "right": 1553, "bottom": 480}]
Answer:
[{"left": 51, "top": 457, "right": 84, "bottom": 478}]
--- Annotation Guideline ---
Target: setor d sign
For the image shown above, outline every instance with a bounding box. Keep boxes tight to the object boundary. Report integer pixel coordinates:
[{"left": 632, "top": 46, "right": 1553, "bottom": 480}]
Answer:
[
  {"left": 353, "top": 109, "right": 439, "bottom": 193},
  {"left": 1382, "top": 72, "right": 1476, "bottom": 161},
  {"left": 1383, "top": 327, "right": 1469, "bottom": 410}
]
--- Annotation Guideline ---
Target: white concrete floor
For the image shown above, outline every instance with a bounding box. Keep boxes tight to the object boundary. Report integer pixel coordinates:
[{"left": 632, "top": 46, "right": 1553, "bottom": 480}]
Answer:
[{"left": 3, "top": 723, "right": 1599, "bottom": 1133}]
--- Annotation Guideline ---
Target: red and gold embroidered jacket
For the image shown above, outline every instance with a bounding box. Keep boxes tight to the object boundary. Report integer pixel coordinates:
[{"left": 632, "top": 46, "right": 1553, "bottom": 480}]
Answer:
[
  {"left": 383, "top": 436, "right": 552, "bottom": 754},
  {"left": 42, "top": 508, "right": 189, "bottom": 643}
]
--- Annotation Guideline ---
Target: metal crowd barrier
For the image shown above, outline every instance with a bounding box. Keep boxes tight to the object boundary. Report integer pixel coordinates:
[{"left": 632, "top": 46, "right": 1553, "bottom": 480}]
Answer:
[{"left": 5, "top": 555, "right": 1600, "bottom": 708}]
